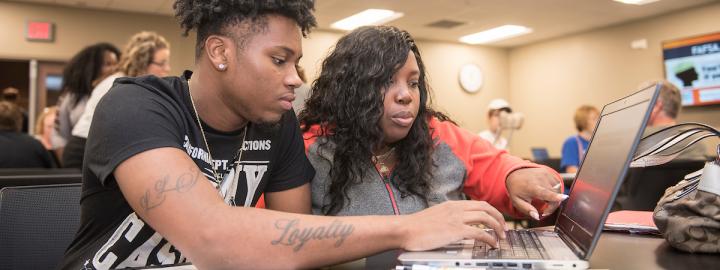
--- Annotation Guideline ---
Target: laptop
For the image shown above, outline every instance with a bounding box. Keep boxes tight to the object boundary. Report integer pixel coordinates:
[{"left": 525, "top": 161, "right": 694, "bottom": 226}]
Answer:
[
  {"left": 399, "top": 84, "right": 660, "bottom": 270},
  {"left": 531, "top": 147, "right": 550, "bottom": 161}
]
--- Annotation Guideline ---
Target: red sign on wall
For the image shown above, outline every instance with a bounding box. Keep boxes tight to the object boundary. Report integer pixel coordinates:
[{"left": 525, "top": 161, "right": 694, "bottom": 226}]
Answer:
[{"left": 26, "top": 21, "right": 55, "bottom": 42}]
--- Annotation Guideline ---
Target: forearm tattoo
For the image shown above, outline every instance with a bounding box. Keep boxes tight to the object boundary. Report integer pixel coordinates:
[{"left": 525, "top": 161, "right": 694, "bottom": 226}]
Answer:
[
  {"left": 271, "top": 219, "right": 355, "bottom": 252},
  {"left": 140, "top": 170, "right": 199, "bottom": 211}
]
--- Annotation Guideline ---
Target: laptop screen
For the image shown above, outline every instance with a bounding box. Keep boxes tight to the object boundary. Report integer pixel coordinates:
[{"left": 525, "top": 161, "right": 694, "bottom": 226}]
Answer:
[
  {"left": 531, "top": 148, "right": 550, "bottom": 161},
  {"left": 555, "top": 85, "right": 659, "bottom": 259}
]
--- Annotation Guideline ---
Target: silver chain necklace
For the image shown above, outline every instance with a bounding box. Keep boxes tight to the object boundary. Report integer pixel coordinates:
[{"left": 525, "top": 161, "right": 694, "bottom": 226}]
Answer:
[{"left": 187, "top": 80, "right": 247, "bottom": 183}]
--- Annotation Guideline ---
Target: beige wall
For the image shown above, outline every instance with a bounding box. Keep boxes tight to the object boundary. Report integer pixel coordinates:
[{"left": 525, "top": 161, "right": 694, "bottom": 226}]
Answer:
[
  {"left": 2, "top": 1, "right": 717, "bottom": 159},
  {"left": 0, "top": 1, "right": 195, "bottom": 73},
  {"left": 418, "top": 41, "right": 509, "bottom": 131},
  {"left": 508, "top": 2, "right": 720, "bottom": 158},
  {"left": 0, "top": 1, "right": 507, "bottom": 132}
]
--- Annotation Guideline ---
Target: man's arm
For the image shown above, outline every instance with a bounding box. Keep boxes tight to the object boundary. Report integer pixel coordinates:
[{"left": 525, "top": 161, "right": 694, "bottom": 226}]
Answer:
[
  {"left": 115, "top": 147, "right": 506, "bottom": 270},
  {"left": 264, "top": 183, "right": 311, "bottom": 213}
]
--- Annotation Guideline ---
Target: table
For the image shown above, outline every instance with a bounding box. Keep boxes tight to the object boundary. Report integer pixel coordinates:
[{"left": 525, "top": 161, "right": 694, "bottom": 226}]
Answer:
[
  {"left": 329, "top": 231, "right": 720, "bottom": 270},
  {"left": 588, "top": 232, "right": 718, "bottom": 270}
]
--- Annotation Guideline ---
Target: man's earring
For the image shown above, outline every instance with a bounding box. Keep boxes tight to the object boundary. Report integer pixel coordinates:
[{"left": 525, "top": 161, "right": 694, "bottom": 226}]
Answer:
[{"left": 218, "top": 63, "right": 227, "bottom": 71}]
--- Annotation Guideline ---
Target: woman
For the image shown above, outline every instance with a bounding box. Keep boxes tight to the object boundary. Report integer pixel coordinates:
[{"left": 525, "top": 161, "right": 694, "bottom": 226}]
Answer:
[
  {"left": 34, "top": 106, "right": 57, "bottom": 149},
  {"left": 51, "top": 43, "right": 120, "bottom": 161},
  {"left": 560, "top": 105, "right": 599, "bottom": 173},
  {"left": 300, "top": 26, "right": 565, "bottom": 220},
  {"left": 62, "top": 31, "right": 171, "bottom": 168}
]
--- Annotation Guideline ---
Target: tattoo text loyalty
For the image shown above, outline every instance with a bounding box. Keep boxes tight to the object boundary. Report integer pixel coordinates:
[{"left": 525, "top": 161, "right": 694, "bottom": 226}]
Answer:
[
  {"left": 271, "top": 219, "right": 354, "bottom": 252},
  {"left": 140, "top": 169, "right": 199, "bottom": 211}
]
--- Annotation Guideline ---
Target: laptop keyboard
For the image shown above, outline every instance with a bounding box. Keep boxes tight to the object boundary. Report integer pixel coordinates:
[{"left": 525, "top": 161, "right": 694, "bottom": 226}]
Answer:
[{"left": 472, "top": 230, "right": 549, "bottom": 259}]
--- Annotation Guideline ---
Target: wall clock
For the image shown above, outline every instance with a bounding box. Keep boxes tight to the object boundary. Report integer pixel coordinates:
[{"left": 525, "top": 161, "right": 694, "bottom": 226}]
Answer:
[{"left": 458, "top": 63, "right": 483, "bottom": 93}]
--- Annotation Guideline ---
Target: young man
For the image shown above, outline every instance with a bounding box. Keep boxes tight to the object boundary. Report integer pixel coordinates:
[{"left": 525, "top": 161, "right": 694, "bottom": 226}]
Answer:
[
  {"left": 478, "top": 98, "right": 512, "bottom": 150},
  {"left": 60, "top": 1, "right": 508, "bottom": 269}
]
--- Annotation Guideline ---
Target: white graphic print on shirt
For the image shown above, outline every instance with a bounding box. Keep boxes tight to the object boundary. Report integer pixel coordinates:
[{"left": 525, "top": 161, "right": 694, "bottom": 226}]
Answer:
[
  {"left": 182, "top": 135, "right": 270, "bottom": 206},
  {"left": 87, "top": 135, "right": 272, "bottom": 269},
  {"left": 89, "top": 213, "right": 187, "bottom": 269}
]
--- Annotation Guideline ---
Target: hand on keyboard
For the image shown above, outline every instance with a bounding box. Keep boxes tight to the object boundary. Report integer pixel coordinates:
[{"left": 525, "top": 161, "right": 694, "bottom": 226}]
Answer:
[{"left": 400, "top": 200, "right": 507, "bottom": 250}]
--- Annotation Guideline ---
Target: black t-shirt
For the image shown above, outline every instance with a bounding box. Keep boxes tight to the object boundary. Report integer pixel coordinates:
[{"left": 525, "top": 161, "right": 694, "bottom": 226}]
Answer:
[
  {"left": 59, "top": 71, "right": 314, "bottom": 269},
  {"left": 0, "top": 131, "right": 54, "bottom": 168}
]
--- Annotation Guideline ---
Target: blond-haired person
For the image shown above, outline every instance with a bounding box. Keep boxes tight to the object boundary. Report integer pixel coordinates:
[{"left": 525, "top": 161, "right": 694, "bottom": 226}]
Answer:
[
  {"left": 560, "top": 105, "right": 599, "bottom": 173},
  {"left": 63, "top": 31, "right": 171, "bottom": 168},
  {"left": 34, "top": 106, "right": 58, "bottom": 150}
]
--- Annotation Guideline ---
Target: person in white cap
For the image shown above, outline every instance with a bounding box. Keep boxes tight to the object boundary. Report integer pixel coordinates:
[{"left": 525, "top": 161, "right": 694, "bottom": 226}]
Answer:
[{"left": 478, "top": 98, "right": 512, "bottom": 149}]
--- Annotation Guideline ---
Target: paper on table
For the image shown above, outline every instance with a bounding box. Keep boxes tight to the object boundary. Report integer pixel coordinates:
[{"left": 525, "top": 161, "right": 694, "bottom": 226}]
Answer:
[{"left": 604, "top": 210, "right": 660, "bottom": 235}]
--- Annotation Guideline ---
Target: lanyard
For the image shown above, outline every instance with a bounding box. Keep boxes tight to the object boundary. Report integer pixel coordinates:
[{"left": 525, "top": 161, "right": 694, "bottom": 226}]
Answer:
[
  {"left": 375, "top": 168, "right": 401, "bottom": 215},
  {"left": 575, "top": 135, "right": 586, "bottom": 162}
]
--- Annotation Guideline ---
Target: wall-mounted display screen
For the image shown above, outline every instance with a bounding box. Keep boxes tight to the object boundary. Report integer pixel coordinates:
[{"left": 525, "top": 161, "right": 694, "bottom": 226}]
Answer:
[{"left": 662, "top": 32, "right": 720, "bottom": 106}]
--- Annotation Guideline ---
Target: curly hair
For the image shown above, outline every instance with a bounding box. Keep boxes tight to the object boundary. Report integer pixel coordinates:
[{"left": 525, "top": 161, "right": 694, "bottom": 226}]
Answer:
[
  {"left": 299, "top": 26, "right": 453, "bottom": 215},
  {"left": 173, "top": 0, "right": 316, "bottom": 58},
  {"left": 61, "top": 43, "right": 121, "bottom": 106},
  {"left": 119, "top": 31, "right": 170, "bottom": 77},
  {"left": 118, "top": 31, "right": 170, "bottom": 77}
]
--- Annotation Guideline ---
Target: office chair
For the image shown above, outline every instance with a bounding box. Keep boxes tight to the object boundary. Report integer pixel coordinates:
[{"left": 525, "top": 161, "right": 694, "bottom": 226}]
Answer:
[
  {"left": 612, "top": 160, "right": 706, "bottom": 211},
  {"left": 534, "top": 158, "right": 562, "bottom": 173},
  {"left": 0, "top": 168, "right": 82, "bottom": 190},
  {"left": 0, "top": 183, "right": 82, "bottom": 270}
]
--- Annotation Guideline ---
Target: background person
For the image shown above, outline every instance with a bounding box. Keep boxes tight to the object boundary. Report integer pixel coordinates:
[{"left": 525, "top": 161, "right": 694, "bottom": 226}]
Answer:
[
  {"left": 643, "top": 79, "right": 706, "bottom": 160},
  {"left": 0, "top": 101, "right": 54, "bottom": 168},
  {"left": 478, "top": 98, "right": 512, "bottom": 150},
  {"left": 51, "top": 43, "right": 120, "bottom": 164},
  {"left": 560, "top": 105, "right": 599, "bottom": 173},
  {"left": 1, "top": 87, "right": 29, "bottom": 132},
  {"left": 62, "top": 31, "right": 171, "bottom": 168},
  {"left": 34, "top": 106, "right": 58, "bottom": 150}
]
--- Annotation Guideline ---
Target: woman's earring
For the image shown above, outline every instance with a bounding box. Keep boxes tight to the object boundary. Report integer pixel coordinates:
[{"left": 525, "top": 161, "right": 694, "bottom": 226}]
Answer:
[{"left": 218, "top": 63, "right": 227, "bottom": 71}]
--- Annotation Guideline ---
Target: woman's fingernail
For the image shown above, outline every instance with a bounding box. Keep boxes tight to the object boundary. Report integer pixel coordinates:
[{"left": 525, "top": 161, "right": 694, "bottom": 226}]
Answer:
[
  {"left": 558, "top": 194, "right": 569, "bottom": 201},
  {"left": 529, "top": 210, "right": 540, "bottom": 220}
]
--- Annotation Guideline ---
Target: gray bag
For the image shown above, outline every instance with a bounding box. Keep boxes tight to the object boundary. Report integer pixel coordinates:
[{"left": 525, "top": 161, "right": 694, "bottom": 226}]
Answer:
[{"left": 631, "top": 123, "right": 719, "bottom": 253}]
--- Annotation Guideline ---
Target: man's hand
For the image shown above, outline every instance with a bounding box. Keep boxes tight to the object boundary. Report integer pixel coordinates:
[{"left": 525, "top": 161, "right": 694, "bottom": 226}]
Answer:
[
  {"left": 399, "top": 200, "right": 507, "bottom": 250},
  {"left": 506, "top": 168, "right": 568, "bottom": 220}
]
